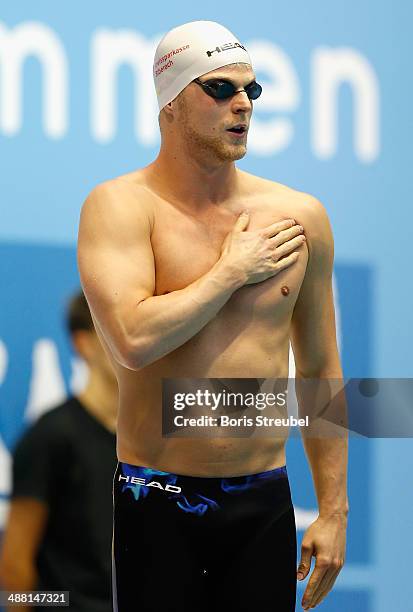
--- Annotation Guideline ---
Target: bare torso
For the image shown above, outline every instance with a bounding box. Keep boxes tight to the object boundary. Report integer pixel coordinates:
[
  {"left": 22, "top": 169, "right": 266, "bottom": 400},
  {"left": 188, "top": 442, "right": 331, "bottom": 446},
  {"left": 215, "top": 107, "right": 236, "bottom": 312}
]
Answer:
[{"left": 93, "top": 167, "right": 310, "bottom": 477}]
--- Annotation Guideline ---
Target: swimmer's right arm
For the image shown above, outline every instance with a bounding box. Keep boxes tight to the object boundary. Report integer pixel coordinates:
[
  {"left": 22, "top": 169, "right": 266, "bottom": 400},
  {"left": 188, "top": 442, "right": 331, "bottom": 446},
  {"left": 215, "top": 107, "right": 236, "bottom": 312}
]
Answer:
[{"left": 77, "top": 181, "right": 304, "bottom": 370}]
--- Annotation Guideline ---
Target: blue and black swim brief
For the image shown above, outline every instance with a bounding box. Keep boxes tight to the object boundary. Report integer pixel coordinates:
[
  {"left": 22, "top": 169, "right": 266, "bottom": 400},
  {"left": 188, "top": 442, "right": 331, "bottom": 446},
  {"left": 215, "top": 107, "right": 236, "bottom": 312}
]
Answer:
[{"left": 112, "top": 461, "right": 297, "bottom": 612}]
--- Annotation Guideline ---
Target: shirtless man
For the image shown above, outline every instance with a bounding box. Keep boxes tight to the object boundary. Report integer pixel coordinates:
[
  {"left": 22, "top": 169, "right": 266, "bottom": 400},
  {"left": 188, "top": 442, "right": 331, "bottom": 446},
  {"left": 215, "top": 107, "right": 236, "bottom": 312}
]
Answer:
[{"left": 77, "top": 20, "right": 348, "bottom": 612}]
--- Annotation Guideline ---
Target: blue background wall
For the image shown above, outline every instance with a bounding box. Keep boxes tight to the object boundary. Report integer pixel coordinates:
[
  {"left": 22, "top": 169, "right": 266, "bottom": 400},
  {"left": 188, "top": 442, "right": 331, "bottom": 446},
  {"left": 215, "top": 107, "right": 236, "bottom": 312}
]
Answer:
[{"left": 1, "top": 2, "right": 412, "bottom": 610}]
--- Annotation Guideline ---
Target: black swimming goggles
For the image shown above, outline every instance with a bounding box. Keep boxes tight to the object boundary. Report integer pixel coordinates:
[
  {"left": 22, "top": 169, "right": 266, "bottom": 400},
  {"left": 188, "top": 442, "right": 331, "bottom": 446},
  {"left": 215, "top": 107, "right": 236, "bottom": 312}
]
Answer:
[{"left": 193, "top": 78, "right": 262, "bottom": 101}]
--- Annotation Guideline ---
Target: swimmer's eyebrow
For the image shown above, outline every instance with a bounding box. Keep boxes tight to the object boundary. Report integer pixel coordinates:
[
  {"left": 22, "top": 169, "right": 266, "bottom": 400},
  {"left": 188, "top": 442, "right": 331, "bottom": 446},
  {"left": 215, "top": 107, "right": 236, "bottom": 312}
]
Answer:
[{"left": 203, "top": 74, "right": 256, "bottom": 85}]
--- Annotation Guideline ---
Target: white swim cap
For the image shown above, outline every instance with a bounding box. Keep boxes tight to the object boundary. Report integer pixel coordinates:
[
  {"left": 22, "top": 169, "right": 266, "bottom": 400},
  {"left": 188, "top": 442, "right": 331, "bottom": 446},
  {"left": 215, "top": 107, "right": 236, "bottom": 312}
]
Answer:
[{"left": 153, "top": 20, "right": 252, "bottom": 111}]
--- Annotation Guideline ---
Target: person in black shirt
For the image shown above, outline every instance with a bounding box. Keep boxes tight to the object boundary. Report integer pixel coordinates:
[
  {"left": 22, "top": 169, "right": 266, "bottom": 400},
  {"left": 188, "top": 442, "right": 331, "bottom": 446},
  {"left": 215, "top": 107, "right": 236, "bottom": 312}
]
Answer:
[{"left": 0, "top": 291, "right": 118, "bottom": 612}]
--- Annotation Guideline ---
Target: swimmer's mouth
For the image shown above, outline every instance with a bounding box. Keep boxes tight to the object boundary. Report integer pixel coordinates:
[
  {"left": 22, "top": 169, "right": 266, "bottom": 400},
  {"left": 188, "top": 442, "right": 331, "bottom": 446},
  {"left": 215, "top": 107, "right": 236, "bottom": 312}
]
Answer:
[{"left": 227, "top": 124, "right": 247, "bottom": 134}]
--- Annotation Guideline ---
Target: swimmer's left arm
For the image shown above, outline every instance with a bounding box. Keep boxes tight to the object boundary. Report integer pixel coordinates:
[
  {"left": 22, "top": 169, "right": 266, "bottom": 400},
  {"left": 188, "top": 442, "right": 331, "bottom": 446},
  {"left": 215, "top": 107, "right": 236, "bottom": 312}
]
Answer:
[
  {"left": 290, "top": 196, "right": 342, "bottom": 381},
  {"left": 289, "top": 196, "right": 348, "bottom": 609},
  {"left": 290, "top": 195, "right": 348, "bottom": 512}
]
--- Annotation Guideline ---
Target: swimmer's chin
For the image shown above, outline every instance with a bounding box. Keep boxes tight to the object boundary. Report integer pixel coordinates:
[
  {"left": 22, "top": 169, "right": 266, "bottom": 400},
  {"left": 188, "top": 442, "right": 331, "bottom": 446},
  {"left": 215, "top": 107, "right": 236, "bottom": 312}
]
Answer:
[
  {"left": 216, "top": 144, "right": 248, "bottom": 162},
  {"left": 228, "top": 147, "right": 248, "bottom": 162}
]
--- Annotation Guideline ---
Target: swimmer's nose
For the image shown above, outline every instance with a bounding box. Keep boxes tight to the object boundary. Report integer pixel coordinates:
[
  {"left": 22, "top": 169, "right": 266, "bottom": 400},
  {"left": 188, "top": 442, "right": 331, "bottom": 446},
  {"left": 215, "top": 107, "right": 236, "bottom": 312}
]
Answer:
[{"left": 231, "top": 90, "right": 252, "bottom": 111}]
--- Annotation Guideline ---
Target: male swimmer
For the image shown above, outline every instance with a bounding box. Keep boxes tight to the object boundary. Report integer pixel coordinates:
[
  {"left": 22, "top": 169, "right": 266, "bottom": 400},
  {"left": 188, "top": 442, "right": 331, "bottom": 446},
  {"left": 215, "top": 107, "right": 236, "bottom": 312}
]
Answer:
[{"left": 77, "top": 20, "right": 348, "bottom": 612}]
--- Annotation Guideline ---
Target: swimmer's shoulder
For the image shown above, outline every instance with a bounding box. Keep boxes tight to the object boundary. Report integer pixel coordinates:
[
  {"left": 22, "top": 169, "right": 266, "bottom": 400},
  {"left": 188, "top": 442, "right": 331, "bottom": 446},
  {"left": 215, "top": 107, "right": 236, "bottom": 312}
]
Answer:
[
  {"left": 82, "top": 169, "right": 155, "bottom": 231},
  {"left": 238, "top": 167, "right": 314, "bottom": 202},
  {"left": 237, "top": 168, "right": 330, "bottom": 226}
]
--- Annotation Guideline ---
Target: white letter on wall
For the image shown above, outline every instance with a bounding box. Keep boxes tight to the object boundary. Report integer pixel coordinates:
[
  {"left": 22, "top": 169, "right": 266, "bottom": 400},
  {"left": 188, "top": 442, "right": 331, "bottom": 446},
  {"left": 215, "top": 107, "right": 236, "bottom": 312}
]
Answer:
[
  {"left": 247, "top": 40, "right": 300, "bottom": 156},
  {"left": 91, "top": 29, "right": 159, "bottom": 145},
  {"left": 312, "top": 47, "right": 380, "bottom": 162},
  {"left": 0, "top": 21, "right": 68, "bottom": 138}
]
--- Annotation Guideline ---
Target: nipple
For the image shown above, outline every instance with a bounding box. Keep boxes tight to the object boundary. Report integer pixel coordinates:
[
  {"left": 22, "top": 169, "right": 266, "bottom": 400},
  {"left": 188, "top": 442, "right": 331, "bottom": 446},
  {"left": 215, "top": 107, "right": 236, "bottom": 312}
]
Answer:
[{"left": 281, "top": 286, "right": 289, "bottom": 296}]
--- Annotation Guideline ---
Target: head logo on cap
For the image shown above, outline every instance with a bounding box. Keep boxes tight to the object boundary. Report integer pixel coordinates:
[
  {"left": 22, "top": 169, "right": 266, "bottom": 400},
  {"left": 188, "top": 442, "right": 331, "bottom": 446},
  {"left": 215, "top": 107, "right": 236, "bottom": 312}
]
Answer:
[{"left": 206, "top": 41, "right": 247, "bottom": 58}]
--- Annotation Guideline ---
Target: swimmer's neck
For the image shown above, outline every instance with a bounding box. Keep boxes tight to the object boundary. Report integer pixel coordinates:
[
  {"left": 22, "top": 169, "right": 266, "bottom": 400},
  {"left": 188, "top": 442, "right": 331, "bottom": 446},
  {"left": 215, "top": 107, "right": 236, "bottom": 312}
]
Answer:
[{"left": 144, "top": 148, "right": 243, "bottom": 209}]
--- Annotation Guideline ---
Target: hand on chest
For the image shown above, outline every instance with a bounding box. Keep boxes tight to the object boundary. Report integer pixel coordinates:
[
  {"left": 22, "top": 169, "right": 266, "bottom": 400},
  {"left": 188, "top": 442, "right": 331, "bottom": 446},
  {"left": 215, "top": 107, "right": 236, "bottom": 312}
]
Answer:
[{"left": 152, "top": 205, "right": 308, "bottom": 315}]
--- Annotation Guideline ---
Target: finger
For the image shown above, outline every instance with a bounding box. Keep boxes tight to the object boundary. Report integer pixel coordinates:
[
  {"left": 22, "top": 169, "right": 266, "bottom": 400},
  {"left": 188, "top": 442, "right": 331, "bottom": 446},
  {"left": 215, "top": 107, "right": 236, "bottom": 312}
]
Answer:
[
  {"left": 268, "top": 223, "right": 304, "bottom": 248},
  {"left": 232, "top": 210, "right": 250, "bottom": 232},
  {"left": 301, "top": 565, "right": 329, "bottom": 610},
  {"left": 310, "top": 567, "right": 341, "bottom": 608},
  {"left": 271, "top": 251, "right": 300, "bottom": 275},
  {"left": 307, "top": 567, "right": 336, "bottom": 608},
  {"left": 297, "top": 542, "right": 314, "bottom": 581},
  {"left": 261, "top": 218, "right": 297, "bottom": 239},
  {"left": 274, "top": 235, "right": 306, "bottom": 260}
]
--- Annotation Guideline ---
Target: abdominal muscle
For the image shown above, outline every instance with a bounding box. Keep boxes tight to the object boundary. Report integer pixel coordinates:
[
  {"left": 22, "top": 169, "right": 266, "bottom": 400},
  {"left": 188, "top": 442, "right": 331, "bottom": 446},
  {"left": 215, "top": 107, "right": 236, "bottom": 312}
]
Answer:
[{"left": 112, "top": 320, "right": 291, "bottom": 478}]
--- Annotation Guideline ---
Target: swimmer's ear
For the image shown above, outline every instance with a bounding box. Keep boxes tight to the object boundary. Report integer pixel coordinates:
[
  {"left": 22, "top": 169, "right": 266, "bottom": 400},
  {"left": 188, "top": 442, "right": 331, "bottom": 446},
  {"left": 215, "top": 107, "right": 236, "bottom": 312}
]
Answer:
[{"left": 162, "top": 102, "right": 175, "bottom": 122}]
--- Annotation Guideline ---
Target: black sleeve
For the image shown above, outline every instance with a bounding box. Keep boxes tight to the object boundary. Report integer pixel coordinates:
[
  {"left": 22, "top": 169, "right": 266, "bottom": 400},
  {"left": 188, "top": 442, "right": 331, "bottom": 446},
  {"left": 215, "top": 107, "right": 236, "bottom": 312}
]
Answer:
[{"left": 11, "top": 412, "right": 68, "bottom": 503}]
